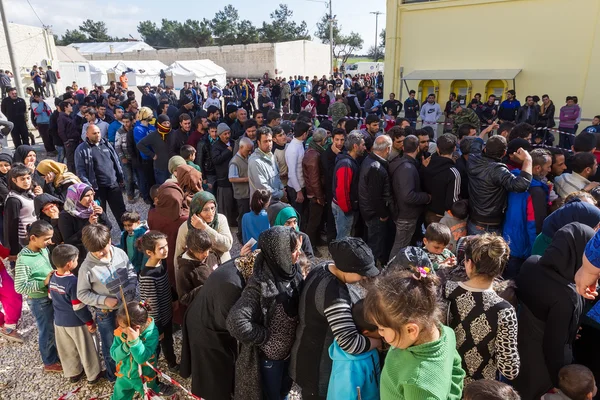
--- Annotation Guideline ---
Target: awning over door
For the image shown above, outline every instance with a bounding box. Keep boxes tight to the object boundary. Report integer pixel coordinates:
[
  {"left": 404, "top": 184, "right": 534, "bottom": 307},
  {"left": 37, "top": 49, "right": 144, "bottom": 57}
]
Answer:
[{"left": 402, "top": 69, "right": 522, "bottom": 80}]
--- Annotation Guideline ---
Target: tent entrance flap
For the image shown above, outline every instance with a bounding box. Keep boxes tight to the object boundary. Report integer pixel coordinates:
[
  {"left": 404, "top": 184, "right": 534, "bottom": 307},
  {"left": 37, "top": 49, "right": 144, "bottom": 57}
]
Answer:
[{"left": 402, "top": 69, "right": 522, "bottom": 81}]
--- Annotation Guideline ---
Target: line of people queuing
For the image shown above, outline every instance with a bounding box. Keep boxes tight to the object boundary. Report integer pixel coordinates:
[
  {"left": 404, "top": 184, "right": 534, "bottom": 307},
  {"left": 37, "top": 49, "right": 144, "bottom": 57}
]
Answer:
[{"left": 2, "top": 75, "right": 600, "bottom": 400}]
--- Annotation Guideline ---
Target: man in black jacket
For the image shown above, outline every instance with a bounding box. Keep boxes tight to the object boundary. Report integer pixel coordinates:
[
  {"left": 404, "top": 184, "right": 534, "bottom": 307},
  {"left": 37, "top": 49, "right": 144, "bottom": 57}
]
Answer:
[
  {"left": 467, "top": 132, "right": 532, "bottom": 235},
  {"left": 211, "top": 123, "right": 236, "bottom": 224},
  {"left": 422, "top": 134, "right": 461, "bottom": 225},
  {"left": 382, "top": 93, "right": 402, "bottom": 118},
  {"left": 168, "top": 113, "right": 192, "bottom": 157},
  {"left": 358, "top": 135, "right": 393, "bottom": 266},
  {"left": 230, "top": 108, "right": 248, "bottom": 140},
  {"left": 389, "top": 135, "right": 431, "bottom": 257},
  {"left": 172, "top": 95, "right": 194, "bottom": 130},
  {"left": 0, "top": 87, "right": 29, "bottom": 147},
  {"left": 404, "top": 90, "right": 420, "bottom": 128},
  {"left": 480, "top": 94, "right": 498, "bottom": 126}
]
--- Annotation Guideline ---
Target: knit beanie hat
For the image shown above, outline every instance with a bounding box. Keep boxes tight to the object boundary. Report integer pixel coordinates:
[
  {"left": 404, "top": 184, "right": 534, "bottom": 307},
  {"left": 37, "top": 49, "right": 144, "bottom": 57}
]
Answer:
[
  {"left": 329, "top": 237, "right": 379, "bottom": 277},
  {"left": 157, "top": 114, "right": 171, "bottom": 139},
  {"left": 217, "top": 123, "right": 231, "bottom": 136}
]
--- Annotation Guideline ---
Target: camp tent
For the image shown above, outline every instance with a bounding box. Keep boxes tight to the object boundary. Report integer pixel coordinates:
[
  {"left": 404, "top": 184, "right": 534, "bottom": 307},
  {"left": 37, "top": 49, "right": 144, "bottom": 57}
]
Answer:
[
  {"left": 50, "top": 47, "right": 92, "bottom": 93},
  {"left": 89, "top": 60, "right": 120, "bottom": 86},
  {"left": 108, "top": 60, "right": 168, "bottom": 87},
  {"left": 166, "top": 60, "right": 227, "bottom": 90},
  {"left": 67, "top": 41, "right": 154, "bottom": 55}
]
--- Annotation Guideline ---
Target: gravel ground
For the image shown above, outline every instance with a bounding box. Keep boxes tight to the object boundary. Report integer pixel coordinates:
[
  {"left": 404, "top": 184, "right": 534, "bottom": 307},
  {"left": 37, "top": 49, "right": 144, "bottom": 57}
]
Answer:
[{"left": 0, "top": 130, "right": 328, "bottom": 399}]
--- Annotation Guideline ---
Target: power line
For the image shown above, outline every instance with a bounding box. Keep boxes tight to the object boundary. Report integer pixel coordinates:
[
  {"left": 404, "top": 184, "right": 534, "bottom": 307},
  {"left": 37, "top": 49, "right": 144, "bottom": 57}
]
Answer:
[{"left": 26, "top": 0, "right": 46, "bottom": 28}]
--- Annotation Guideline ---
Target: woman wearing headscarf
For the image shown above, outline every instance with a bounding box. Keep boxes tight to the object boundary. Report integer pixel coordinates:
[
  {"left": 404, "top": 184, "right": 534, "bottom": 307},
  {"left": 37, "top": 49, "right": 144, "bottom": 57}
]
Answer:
[
  {"left": 513, "top": 222, "right": 595, "bottom": 400},
  {"left": 227, "top": 226, "right": 304, "bottom": 400},
  {"left": 176, "top": 164, "right": 203, "bottom": 203},
  {"left": 148, "top": 182, "right": 189, "bottom": 289},
  {"left": 267, "top": 201, "right": 315, "bottom": 259},
  {"left": 58, "top": 183, "right": 111, "bottom": 269},
  {"left": 166, "top": 155, "right": 186, "bottom": 184},
  {"left": 180, "top": 250, "right": 258, "bottom": 400},
  {"left": 36, "top": 159, "right": 81, "bottom": 201},
  {"left": 13, "top": 145, "right": 43, "bottom": 192},
  {"left": 174, "top": 191, "right": 233, "bottom": 270}
]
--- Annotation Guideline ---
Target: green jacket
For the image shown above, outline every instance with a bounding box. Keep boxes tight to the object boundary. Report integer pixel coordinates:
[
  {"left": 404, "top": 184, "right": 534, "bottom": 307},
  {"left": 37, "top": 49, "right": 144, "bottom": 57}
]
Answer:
[
  {"left": 14, "top": 247, "right": 53, "bottom": 298},
  {"left": 111, "top": 317, "right": 159, "bottom": 382},
  {"left": 328, "top": 102, "right": 349, "bottom": 126},
  {"left": 451, "top": 108, "right": 481, "bottom": 135},
  {"left": 380, "top": 325, "right": 465, "bottom": 400}
]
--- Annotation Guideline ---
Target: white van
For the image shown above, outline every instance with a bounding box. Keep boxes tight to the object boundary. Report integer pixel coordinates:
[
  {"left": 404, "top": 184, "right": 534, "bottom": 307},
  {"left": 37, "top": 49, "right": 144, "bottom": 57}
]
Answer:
[{"left": 345, "top": 62, "right": 384, "bottom": 75}]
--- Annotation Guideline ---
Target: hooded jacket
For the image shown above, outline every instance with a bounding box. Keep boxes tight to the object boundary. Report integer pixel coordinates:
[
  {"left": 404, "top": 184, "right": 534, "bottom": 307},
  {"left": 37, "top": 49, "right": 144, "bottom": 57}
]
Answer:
[
  {"left": 389, "top": 154, "right": 430, "bottom": 220},
  {"left": 327, "top": 341, "right": 380, "bottom": 400},
  {"left": 332, "top": 153, "right": 360, "bottom": 213},
  {"left": 358, "top": 152, "right": 392, "bottom": 220},
  {"left": 503, "top": 171, "right": 549, "bottom": 259},
  {"left": 514, "top": 223, "right": 595, "bottom": 400},
  {"left": 111, "top": 317, "right": 158, "bottom": 382},
  {"left": 34, "top": 193, "right": 64, "bottom": 251},
  {"left": 467, "top": 138, "right": 531, "bottom": 224},
  {"left": 133, "top": 121, "right": 154, "bottom": 161},
  {"left": 76, "top": 246, "right": 138, "bottom": 310},
  {"left": 422, "top": 154, "right": 461, "bottom": 216},
  {"left": 57, "top": 112, "right": 81, "bottom": 144},
  {"left": 119, "top": 222, "right": 149, "bottom": 274}
]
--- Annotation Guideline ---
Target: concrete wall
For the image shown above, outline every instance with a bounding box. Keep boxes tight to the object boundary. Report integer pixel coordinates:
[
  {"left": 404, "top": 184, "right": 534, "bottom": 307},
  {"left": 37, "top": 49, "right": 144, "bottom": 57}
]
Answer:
[
  {"left": 0, "top": 22, "right": 57, "bottom": 92},
  {"left": 85, "top": 40, "right": 331, "bottom": 80},
  {"left": 385, "top": 0, "right": 600, "bottom": 119}
]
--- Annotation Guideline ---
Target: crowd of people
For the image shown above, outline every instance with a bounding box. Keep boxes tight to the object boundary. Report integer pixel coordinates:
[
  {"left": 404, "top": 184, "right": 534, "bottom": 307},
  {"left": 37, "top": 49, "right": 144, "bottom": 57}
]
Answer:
[{"left": 1, "top": 69, "right": 600, "bottom": 400}]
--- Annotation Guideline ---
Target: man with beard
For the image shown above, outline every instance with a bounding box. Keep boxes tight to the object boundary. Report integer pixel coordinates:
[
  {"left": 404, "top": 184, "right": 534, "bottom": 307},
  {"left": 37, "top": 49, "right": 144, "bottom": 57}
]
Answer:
[
  {"left": 172, "top": 95, "right": 195, "bottom": 130},
  {"left": 230, "top": 107, "right": 248, "bottom": 140},
  {"left": 322, "top": 128, "right": 346, "bottom": 243},
  {"left": 168, "top": 113, "right": 192, "bottom": 157}
]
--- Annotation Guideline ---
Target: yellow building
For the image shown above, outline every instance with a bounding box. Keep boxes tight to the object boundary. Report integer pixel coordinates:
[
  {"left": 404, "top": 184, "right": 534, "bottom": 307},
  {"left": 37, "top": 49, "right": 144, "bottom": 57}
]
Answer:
[{"left": 384, "top": 0, "right": 600, "bottom": 118}]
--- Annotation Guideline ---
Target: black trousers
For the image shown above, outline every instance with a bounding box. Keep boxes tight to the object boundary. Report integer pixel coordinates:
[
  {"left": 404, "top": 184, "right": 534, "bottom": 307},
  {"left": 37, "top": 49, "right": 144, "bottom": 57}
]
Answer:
[
  {"left": 305, "top": 198, "right": 324, "bottom": 248},
  {"left": 65, "top": 141, "right": 77, "bottom": 173},
  {"left": 96, "top": 185, "right": 126, "bottom": 230},
  {"left": 156, "top": 319, "right": 177, "bottom": 367},
  {"left": 10, "top": 119, "right": 29, "bottom": 148},
  {"left": 37, "top": 124, "right": 55, "bottom": 152},
  {"left": 236, "top": 197, "right": 250, "bottom": 240}
]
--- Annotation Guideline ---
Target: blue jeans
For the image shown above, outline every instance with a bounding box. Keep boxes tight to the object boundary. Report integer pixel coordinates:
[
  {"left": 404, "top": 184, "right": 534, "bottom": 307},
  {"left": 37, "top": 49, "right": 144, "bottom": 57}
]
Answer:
[
  {"left": 55, "top": 145, "right": 65, "bottom": 164},
  {"left": 27, "top": 297, "right": 59, "bottom": 366},
  {"left": 261, "top": 358, "right": 292, "bottom": 400},
  {"left": 95, "top": 308, "right": 117, "bottom": 382},
  {"left": 467, "top": 220, "right": 502, "bottom": 236},
  {"left": 407, "top": 118, "right": 417, "bottom": 128},
  {"left": 154, "top": 168, "right": 170, "bottom": 185},
  {"left": 331, "top": 202, "right": 355, "bottom": 240}
]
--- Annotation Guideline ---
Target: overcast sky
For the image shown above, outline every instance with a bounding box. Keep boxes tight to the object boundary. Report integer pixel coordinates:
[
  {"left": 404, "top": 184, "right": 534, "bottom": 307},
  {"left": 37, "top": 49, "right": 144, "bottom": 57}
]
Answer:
[{"left": 6, "top": 0, "right": 386, "bottom": 52}]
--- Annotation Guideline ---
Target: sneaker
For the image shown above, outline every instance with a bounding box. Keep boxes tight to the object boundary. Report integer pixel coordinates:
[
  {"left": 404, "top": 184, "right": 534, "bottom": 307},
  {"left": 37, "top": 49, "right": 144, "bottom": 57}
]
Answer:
[
  {"left": 88, "top": 370, "right": 104, "bottom": 385},
  {"left": 0, "top": 326, "right": 24, "bottom": 343},
  {"left": 44, "top": 363, "right": 63, "bottom": 373},
  {"left": 158, "top": 382, "right": 176, "bottom": 396},
  {"left": 69, "top": 371, "right": 85, "bottom": 383}
]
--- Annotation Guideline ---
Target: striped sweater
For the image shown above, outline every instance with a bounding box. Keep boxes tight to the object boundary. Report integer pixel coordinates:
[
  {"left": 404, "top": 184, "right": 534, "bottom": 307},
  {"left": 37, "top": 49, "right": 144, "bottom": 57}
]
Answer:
[
  {"left": 49, "top": 272, "right": 93, "bottom": 327},
  {"left": 14, "top": 247, "right": 53, "bottom": 298},
  {"left": 139, "top": 262, "right": 173, "bottom": 327}
]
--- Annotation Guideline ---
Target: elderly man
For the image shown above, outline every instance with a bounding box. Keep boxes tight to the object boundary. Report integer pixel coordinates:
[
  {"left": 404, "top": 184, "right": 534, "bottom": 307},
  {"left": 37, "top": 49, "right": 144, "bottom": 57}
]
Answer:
[
  {"left": 359, "top": 135, "right": 393, "bottom": 266},
  {"left": 302, "top": 128, "right": 327, "bottom": 256},
  {"left": 248, "top": 127, "right": 285, "bottom": 201},
  {"left": 229, "top": 137, "right": 253, "bottom": 240},
  {"left": 212, "top": 123, "right": 236, "bottom": 223},
  {"left": 230, "top": 107, "right": 248, "bottom": 140},
  {"left": 75, "top": 124, "right": 126, "bottom": 228}
]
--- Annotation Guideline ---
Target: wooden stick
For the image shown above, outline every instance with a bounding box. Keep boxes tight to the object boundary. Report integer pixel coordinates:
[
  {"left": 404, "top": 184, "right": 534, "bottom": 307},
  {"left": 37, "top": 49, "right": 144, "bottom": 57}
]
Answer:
[
  {"left": 357, "top": 386, "right": 362, "bottom": 400},
  {"left": 119, "top": 285, "right": 130, "bottom": 327}
]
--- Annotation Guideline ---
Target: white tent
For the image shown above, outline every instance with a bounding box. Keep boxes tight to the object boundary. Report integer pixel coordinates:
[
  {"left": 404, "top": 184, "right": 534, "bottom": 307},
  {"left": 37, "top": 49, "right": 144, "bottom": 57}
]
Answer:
[
  {"left": 67, "top": 41, "right": 154, "bottom": 55},
  {"left": 50, "top": 47, "right": 92, "bottom": 93},
  {"left": 166, "top": 60, "right": 227, "bottom": 90},
  {"left": 88, "top": 60, "right": 120, "bottom": 86},
  {"left": 108, "top": 60, "right": 168, "bottom": 87}
]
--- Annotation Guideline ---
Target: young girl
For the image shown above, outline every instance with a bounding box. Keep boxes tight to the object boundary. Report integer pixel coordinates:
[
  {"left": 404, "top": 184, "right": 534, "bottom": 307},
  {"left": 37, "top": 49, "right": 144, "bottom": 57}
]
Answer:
[
  {"left": 138, "top": 231, "right": 178, "bottom": 371},
  {"left": 13, "top": 220, "right": 61, "bottom": 372},
  {"left": 444, "top": 234, "right": 519, "bottom": 384},
  {"left": 4, "top": 164, "right": 37, "bottom": 259},
  {"left": 364, "top": 268, "right": 465, "bottom": 399},
  {"left": 241, "top": 189, "right": 271, "bottom": 250},
  {"left": 110, "top": 301, "right": 159, "bottom": 399}
]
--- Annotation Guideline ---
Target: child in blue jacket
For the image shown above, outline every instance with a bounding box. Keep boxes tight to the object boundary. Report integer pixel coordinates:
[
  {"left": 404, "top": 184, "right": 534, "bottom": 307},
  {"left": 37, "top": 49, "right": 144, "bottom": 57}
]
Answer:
[
  {"left": 119, "top": 211, "right": 148, "bottom": 274},
  {"left": 327, "top": 300, "right": 381, "bottom": 400}
]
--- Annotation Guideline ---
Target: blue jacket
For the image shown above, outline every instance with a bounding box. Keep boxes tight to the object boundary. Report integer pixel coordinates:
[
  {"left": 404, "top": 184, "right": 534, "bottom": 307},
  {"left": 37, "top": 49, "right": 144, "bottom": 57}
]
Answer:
[
  {"left": 74, "top": 139, "right": 123, "bottom": 190},
  {"left": 133, "top": 121, "right": 155, "bottom": 160},
  {"left": 119, "top": 222, "right": 148, "bottom": 274},
  {"left": 107, "top": 120, "right": 122, "bottom": 144},
  {"left": 503, "top": 170, "right": 549, "bottom": 259},
  {"left": 327, "top": 341, "right": 380, "bottom": 400}
]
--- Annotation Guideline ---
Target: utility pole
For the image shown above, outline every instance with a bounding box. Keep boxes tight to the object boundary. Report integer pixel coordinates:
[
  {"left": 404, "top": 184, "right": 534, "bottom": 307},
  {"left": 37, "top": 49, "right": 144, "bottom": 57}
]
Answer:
[
  {"left": 0, "top": 0, "right": 24, "bottom": 98},
  {"left": 329, "top": 0, "right": 334, "bottom": 76},
  {"left": 370, "top": 11, "right": 383, "bottom": 62}
]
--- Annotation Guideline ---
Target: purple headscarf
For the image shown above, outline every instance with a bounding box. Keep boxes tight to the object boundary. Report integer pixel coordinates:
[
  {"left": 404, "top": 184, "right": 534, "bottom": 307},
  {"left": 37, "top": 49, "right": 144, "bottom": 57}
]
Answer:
[{"left": 64, "top": 183, "right": 95, "bottom": 219}]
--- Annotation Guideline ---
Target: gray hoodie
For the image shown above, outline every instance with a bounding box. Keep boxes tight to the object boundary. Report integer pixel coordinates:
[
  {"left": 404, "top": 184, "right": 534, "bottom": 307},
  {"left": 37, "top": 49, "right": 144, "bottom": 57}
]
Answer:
[{"left": 76, "top": 245, "right": 139, "bottom": 310}]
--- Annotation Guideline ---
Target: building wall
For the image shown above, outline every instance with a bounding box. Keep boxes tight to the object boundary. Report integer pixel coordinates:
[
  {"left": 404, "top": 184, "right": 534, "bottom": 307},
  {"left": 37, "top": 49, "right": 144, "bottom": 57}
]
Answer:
[
  {"left": 385, "top": 0, "right": 600, "bottom": 119},
  {"left": 0, "top": 22, "right": 57, "bottom": 92},
  {"left": 274, "top": 41, "right": 331, "bottom": 79},
  {"left": 85, "top": 40, "right": 331, "bottom": 80}
]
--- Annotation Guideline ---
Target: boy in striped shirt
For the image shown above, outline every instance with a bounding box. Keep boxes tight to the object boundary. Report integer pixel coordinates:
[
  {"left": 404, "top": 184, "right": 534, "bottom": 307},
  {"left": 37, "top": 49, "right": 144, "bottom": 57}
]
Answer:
[{"left": 49, "top": 244, "right": 102, "bottom": 384}]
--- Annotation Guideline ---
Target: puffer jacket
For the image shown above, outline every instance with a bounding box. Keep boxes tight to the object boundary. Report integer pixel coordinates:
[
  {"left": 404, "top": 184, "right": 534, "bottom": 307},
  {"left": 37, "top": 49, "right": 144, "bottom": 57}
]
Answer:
[
  {"left": 358, "top": 152, "right": 392, "bottom": 221},
  {"left": 302, "top": 146, "right": 325, "bottom": 202},
  {"left": 389, "top": 154, "right": 429, "bottom": 220},
  {"left": 467, "top": 138, "right": 532, "bottom": 224}
]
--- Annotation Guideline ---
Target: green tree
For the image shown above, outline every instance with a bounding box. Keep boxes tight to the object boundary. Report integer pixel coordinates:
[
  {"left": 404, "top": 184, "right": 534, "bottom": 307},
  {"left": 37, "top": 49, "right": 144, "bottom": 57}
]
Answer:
[
  {"left": 366, "top": 46, "right": 384, "bottom": 61},
  {"left": 260, "top": 4, "right": 311, "bottom": 43},
  {"left": 138, "top": 19, "right": 212, "bottom": 48},
  {"left": 315, "top": 15, "right": 363, "bottom": 66},
  {"left": 210, "top": 5, "right": 240, "bottom": 46},
  {"left": 57, "top": 29, "right": 88, "bottom": 46},
  {"left": 380, "top": 28, "right": 386, "bottom": 47},
  {"left": 237, "top": 20, "right": 260, "bottom": 45},
  {"left": 79, "top": 19, "right": 112, "bottom": 42}
]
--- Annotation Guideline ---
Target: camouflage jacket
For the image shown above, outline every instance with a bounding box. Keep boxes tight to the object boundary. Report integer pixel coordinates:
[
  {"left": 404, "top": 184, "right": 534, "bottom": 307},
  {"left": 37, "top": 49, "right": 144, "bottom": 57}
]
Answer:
[{"left": 451, "top": 108, "right": 481, "bottom": 135}]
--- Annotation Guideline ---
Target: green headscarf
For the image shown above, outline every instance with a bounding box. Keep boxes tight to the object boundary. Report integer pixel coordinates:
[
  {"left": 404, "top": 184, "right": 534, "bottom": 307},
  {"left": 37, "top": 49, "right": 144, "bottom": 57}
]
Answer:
[
  {"left": 273, "top": 205, "right": 300, "bottom": 231},
  {"left": 188, "top": 191, "right": 219, "bottom": 230}
]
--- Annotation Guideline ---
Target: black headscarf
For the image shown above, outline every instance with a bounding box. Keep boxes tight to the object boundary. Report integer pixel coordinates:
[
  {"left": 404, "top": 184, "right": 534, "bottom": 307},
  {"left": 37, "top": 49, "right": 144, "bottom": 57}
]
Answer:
[
  {"left": 540, "top": 222, "right": 595, "bottom": 282},
  {"left": 256, "top": 226, "right": 299, "bottom": 288},
  {"left": 13, "top": 145, "right": 35, "bottom": 164}
]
